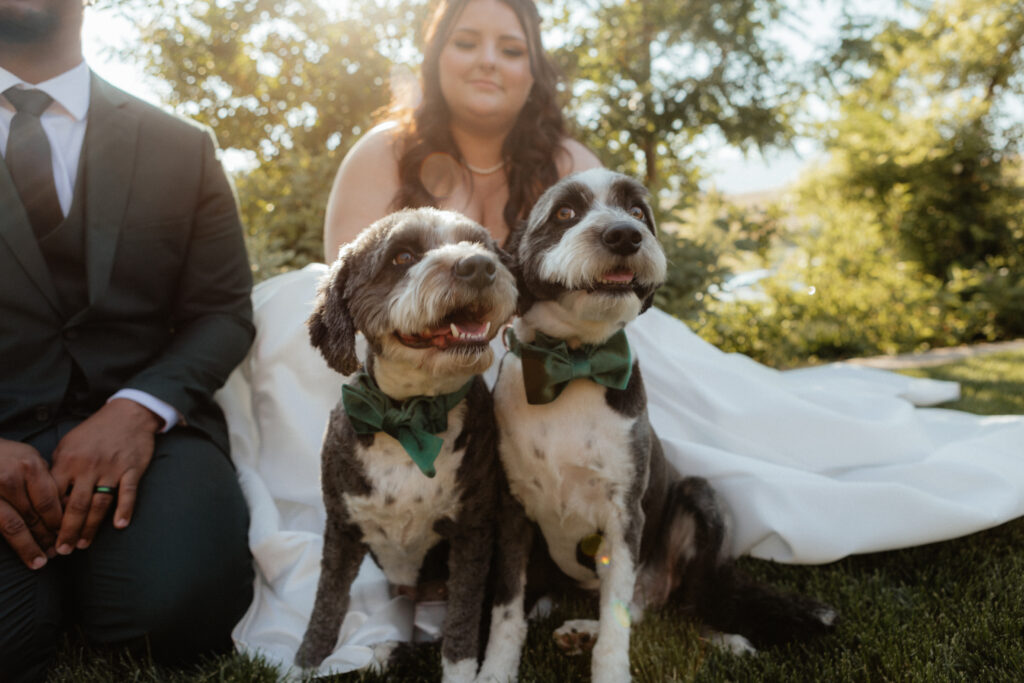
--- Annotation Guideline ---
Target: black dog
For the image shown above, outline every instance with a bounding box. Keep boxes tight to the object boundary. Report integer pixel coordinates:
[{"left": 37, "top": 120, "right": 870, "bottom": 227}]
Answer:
[
  {"left": 478, "top": 170, "right": 836, "bottom": 683},
  {"left": 295, "top": 208, "right": 517, "bottom": 682}
]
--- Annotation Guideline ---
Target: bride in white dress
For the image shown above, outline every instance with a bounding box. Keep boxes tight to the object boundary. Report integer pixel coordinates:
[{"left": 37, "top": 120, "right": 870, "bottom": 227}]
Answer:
[{"left": 216, "top": 0, "right": 1024, "bottom": 675}]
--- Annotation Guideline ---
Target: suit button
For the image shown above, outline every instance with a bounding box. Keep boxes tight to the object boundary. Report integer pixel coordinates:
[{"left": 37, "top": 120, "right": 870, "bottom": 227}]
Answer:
[
  {"left": 63, "top": 328, "right": 79, "bottom": 340},
  {"left": 35, "top": 406, "right": 51, "bottom": 422}
]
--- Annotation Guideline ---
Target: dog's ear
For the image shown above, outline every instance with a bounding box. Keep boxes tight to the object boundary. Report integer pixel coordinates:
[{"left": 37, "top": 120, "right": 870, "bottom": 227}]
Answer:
[
  {"left": 501, "top": 219, "right": 525, "bottom": 267},
  {"left": 639, "top": 288, "right": 658, "bottom": 314},
  {"left": 308, "top": 255, "right": 360, "bottom": 375},
  {"left": 641, "top": 199, "right": 657, "bottom": 234},
  {"left": 639, "top": 195, "right": 661, "bottom": 314},
  {"left": 502, "top": 220, "right": 537, "bottom": 315}
]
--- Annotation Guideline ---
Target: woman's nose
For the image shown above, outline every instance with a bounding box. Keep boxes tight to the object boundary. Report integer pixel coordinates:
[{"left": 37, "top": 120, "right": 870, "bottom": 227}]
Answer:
[{"left": 478, "top": 42, "right": 497, "bottom": 68}]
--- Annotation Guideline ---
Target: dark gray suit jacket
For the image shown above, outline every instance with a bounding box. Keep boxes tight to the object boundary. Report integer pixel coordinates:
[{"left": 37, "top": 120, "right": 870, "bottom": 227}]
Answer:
[{"left": 0, "top": 72, "right": 254, "bottom": 453}]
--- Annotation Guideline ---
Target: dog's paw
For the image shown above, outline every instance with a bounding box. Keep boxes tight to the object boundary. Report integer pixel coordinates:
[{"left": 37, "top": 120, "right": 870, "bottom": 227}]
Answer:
[
  {"left": 476, "top": 668, "right": 518, "bottom": 683},
  {"left": 706, "top": 631, "right": 757, "bottom": 656},
  {"left": 442, "top": 657, "right": 478, "bottom": 683},
  {"left": 365, "top": 641, "right": 400, "bottom": 673},
  {"left": 553, "top": 619, "right": 599, "bottom": 656},
  {"left": 592, "top": 663, "right": 631, "bottom": 683},
  {"left": 815, "top": 606, "right": 840, "bottom": 628}
]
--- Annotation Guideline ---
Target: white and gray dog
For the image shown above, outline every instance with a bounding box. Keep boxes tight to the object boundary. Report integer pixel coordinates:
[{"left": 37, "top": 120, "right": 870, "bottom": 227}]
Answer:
[
  {"left": 478, "top": 169, "right": 835, "bottom": 683},
  {"left": 295, "top": 208, "right": 517, "bottom": 682}
]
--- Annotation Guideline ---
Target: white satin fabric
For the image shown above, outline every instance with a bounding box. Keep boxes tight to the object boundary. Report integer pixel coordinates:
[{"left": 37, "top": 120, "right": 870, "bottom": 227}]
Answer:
[{"left": 220, "top": 264, "right": 1024, "bottom": 675}]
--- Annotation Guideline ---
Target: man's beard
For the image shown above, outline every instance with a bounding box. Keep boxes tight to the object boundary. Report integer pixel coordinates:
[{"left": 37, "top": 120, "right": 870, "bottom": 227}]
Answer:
[{"left": 0, "top": 7, "right": 60, "bottom": 44}]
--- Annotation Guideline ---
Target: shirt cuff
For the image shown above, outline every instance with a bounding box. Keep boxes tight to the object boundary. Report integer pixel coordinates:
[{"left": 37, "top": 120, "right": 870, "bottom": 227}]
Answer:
[{"left": 108, "top": 389, "right": 180, "bottom": 433}]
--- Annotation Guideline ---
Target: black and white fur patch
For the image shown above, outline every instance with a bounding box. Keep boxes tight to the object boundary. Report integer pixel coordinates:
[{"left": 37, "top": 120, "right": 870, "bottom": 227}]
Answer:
[
  {"left": 295, "top": 208, "right": 517, "bottom": 683},
  {"left": 479, "top": 170, "right": 836, "bottom": 683}
]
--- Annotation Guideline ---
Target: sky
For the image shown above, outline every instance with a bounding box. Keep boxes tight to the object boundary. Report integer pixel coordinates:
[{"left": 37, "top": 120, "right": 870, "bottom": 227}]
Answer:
[{"left": 80, "top": 2, "right": 848, "bottom": 195}]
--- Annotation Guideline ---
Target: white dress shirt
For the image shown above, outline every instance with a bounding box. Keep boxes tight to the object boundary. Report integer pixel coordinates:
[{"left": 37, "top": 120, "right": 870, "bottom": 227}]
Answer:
[{"left": 1, "top": 62, "right": 179, "bottom": 431}]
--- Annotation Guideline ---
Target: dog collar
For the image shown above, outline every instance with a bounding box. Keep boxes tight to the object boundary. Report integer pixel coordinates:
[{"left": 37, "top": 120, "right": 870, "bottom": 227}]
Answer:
[
  {"left": 506, "top": 329, "right": 633, "bottom": 405},
  {"left": 341, "top": 372, "right": 473, "bottom": 478}
]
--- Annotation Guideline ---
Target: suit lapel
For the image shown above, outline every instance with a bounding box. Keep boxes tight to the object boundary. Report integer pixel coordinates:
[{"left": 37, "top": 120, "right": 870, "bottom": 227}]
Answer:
[
  {"left": 83, "top": 73, "right": 139, "bottom": 308},
  {"left": 0, "top": 139, "right": 62, "bottom": 312}
]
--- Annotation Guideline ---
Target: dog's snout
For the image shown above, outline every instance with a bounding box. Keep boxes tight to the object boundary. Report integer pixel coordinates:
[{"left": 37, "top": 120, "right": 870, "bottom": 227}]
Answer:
[
  {"left": 602, "top": 223, "right": 644, "bottom": 256},
  {"left": 454, "top": 253, "right": 498, "bottom": 289}
]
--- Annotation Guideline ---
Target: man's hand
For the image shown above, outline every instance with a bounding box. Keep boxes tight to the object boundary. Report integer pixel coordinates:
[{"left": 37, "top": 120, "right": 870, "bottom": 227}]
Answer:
[
  {"left": 0, "top": 439, "right": 63, "bottom": 570},
  {"left": 50, "top": 399, "right": 161, "bottom": 554}
]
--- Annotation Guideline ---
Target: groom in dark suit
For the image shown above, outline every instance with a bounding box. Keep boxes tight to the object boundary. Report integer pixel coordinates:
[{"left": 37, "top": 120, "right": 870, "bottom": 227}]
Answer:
[{"left": 0, "top": 1, "right": 255, "bottom": 680}]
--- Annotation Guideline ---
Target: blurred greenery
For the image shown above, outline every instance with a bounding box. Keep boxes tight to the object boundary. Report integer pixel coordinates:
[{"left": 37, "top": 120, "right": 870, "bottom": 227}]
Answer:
[
  {"left": 92, "top": 0, "right": 1024, "bottom": 364},
  {"left": 551, "top": 0, "right": 800, "bottom": 196},
  {"left": 667, "top": 0, "right": 1024, "bottom": 366},
  {"left": 96, "top": 0, "right": 804, "bottom": 276},
  {"left": 819, "top": 0, "right": 1024, "bottom": 281}
]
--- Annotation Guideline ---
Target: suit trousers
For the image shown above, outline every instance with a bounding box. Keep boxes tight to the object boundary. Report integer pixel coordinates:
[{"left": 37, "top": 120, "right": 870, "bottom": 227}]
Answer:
[{"left": 0, "top": 420, "right": 254, "bottom": 682}]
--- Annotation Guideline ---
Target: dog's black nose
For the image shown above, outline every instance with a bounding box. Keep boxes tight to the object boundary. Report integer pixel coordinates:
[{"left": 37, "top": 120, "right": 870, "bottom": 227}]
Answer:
[
  {"left": 454, "top": 254, "right": 497, "bottom": 288},
  {"left": 602, "top": 223, "right": 643, "bottom": 255}
]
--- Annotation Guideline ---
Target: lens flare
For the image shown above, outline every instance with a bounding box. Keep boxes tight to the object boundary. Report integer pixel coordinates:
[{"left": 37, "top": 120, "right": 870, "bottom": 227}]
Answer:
[{"left": 612, "top": 600, "right": 631, "bottom": 628}]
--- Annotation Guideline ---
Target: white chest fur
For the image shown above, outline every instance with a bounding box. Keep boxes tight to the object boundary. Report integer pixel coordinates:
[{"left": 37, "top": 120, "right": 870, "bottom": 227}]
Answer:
[
  {"left": 494, "top": 355, "right": 637, "bottom": 585},
  {"left": 342, "top": 407, "right": 466, "bottom": 586}
]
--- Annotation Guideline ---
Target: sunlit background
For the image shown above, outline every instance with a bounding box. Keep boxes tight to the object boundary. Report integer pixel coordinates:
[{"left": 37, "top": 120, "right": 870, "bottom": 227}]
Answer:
[
  {"left": 80, "top": 1, "right": 858, "bottom": 195},
  {"left": 75, "top": 0, "right": 1024, "bottom": 370}
]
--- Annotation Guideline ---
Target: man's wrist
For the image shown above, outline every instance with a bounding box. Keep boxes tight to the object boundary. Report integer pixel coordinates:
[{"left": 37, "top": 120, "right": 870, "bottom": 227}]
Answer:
[
  {"left": 106, "top": 398, "right": 162, "bottom": 434},
  {"left": 107, "top": 389, "right": 180, "bottom": 432}
]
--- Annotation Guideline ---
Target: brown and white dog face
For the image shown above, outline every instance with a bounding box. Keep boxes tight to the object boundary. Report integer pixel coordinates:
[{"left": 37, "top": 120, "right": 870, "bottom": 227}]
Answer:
[
  {"left": 309, "top": 208, "right": 517, "bottom": 384},
  {"left": 507, "top": 169, "right": 667, "bottom": 344}
]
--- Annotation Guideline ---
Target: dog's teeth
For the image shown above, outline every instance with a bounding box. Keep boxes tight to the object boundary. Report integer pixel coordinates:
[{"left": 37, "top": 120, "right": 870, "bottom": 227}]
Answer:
[{"left": 445, "top": 321, "right": 490, "bottom": 342}]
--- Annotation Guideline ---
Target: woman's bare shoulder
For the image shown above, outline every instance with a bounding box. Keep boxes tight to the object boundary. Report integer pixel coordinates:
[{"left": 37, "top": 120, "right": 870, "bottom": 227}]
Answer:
[
  {"left": 323, "top": 123, "right": 404, "bottom": 258},
  {"left": 555, "top": 137, "right": 603, "bottom": 178},
  {"left": 341, "top": 122, "right": 402, "bottom": 171}
]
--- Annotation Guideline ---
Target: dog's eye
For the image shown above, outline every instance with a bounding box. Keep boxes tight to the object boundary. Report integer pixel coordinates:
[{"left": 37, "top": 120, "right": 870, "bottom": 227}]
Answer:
[
  {"left": 628, "top": 206, "right": 646, "bottom": 222},
  {"left": 392, "top": 251, "right": 416, "bottom": 266},
  {"left": 555, "top": 206, "right": 576, "bottom": 221}
]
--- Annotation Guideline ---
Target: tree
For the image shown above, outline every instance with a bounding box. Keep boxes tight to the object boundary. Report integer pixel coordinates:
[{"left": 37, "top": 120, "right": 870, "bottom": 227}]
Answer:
[
  {"left": 819, "top": 0, "right": 1024, "bottom": 280},
  {"left": 548, "top": 0, "right": 801, "bottom": 200},
  {"left": 101, "top": 0, "right": 430, "bottom": 275}
]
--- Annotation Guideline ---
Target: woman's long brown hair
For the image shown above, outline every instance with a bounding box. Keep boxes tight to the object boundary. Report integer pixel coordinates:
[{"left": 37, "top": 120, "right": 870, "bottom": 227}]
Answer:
[{"left": 388, "top": 0, "right": 565, "bottom": 233}]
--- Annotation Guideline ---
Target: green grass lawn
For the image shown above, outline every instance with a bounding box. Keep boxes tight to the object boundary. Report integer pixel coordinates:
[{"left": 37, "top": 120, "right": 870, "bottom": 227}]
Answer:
[{"left": 47, "top": 350, "right": 1024, "bottom": 682}]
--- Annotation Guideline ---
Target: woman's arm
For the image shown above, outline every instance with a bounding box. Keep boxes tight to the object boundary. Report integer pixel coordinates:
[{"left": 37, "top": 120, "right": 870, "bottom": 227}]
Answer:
[
  {"left": 556, "top": 137, "right": 603, "bottom": 178},
  {"left": 322, "top": 125, "right": 402, "bottom": 261}
]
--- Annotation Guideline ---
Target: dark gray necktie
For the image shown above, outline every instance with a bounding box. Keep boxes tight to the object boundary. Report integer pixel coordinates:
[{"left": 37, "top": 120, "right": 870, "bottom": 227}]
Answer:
[{"left": 4, "top": 87, "right": 63, "bottom": 238}]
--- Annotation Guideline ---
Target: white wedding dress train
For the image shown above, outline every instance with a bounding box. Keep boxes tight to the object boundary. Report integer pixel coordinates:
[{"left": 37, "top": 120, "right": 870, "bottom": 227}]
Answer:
[{"left": 219, "top": 265, "right": 1024, "bottom": 676}]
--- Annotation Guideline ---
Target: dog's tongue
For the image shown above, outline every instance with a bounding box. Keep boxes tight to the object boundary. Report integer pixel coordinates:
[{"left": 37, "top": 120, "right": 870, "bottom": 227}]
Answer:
[{"left": 602, "top": 269, "right": 634, "bottom": 283}]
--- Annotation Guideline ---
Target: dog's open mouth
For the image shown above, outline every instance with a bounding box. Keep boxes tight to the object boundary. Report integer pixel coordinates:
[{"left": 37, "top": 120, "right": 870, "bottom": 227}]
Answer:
[
  {"left": 588, "top": 268, "right": 636, "bottom": 292},
  {"left": 395, "top": 307, "right": 493, "bottom": 350}
]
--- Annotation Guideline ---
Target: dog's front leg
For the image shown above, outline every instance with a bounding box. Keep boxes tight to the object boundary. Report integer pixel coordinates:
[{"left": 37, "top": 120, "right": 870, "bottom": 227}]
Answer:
[
  {"left": 477, "top": 490, "right": 533, "bottom": 683},
  {"left": 295, "top": 515, "right": 367, "bottom": 668},
  {"left": 438, "top": 517, "right": 493, "bottom": 683},
  {"left": 591, "top": 514, "right": 640, "bottom": 683}
]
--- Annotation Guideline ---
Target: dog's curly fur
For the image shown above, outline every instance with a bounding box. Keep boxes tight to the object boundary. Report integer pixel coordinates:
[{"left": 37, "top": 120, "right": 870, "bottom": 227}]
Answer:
[
  {"left": 478, "top": 170, "right": 836, "bottom": 683},
  {"left": 296, "top": 208, "right": 517, "bottom": 683}
]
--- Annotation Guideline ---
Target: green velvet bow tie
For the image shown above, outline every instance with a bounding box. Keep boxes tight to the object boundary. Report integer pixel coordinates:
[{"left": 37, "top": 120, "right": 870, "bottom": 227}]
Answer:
[
  {"left": 341, "top": 372, "right": 473, "bottom": 478},
  {"left": 507, "top": 329, "right": 633, "bottom": 405}
]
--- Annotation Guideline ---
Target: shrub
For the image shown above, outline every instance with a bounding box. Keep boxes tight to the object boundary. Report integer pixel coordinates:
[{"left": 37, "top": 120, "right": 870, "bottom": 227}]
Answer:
[{"left": 685, "top": 185, "right": 989, "bottom": 367}]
